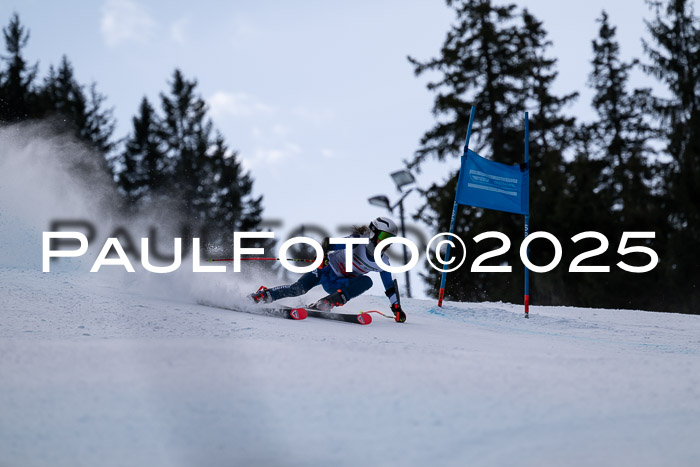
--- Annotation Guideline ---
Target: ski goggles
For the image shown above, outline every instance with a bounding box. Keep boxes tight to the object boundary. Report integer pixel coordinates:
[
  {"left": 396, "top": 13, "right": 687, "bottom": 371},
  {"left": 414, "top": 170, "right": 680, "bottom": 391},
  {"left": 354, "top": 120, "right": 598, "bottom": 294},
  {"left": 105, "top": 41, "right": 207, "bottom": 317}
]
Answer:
[{"left": 377, "top": 231, "right": 395, "bottom": 242}]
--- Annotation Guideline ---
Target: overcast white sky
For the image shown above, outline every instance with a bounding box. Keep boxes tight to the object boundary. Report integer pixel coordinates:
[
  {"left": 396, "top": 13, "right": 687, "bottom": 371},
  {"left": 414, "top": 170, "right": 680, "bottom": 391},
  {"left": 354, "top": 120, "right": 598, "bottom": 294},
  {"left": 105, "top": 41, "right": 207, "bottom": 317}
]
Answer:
[{"left": 2, "top": 0, "right": 695, "bottom": 297}]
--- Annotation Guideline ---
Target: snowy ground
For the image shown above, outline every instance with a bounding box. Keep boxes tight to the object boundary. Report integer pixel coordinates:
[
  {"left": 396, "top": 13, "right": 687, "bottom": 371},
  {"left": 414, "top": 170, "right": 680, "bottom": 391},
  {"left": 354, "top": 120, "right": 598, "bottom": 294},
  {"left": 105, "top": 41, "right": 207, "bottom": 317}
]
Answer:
[
  {"left": 2, "top": 266, "right": 700, "bottom": 467},
  {"left": 3, "top": 117, "right": 699, "bottom": 466}
]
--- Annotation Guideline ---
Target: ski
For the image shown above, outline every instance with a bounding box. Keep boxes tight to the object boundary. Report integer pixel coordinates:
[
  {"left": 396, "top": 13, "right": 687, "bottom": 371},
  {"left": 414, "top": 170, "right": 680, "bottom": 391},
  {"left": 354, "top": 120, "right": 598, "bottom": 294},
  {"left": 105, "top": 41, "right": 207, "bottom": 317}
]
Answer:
[
  {"left": 197, "top": 301, "right": 307, "bottom": 320},
  {"left": 198, "top": 300, "right": 375, "bottom": 324},
  {"left": 304, "top": 308, "right": 373, "bottom": 325}
]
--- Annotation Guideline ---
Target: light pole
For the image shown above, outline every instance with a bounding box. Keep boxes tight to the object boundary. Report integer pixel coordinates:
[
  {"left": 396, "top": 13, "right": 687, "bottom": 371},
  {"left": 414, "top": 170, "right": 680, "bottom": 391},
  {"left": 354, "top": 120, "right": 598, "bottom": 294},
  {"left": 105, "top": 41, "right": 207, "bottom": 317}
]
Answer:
[{"left": 368, "top": 169, "right": 416, "bottom": 298}]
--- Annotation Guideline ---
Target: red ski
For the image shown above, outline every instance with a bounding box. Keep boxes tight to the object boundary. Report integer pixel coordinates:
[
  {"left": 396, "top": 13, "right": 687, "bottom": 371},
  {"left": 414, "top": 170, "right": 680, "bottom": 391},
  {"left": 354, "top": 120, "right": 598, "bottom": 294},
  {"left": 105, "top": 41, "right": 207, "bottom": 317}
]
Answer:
[{"left": 303, "top": 307, "right": 374, "bottom": 325}]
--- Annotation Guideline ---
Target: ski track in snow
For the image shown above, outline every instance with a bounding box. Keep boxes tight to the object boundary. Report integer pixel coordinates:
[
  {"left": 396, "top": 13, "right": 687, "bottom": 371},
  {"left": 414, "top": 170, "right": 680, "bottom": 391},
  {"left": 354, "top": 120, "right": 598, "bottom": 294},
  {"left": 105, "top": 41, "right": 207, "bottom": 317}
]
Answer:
[{"left": 2, "top": 266, "right": 700, "bottom": 467}]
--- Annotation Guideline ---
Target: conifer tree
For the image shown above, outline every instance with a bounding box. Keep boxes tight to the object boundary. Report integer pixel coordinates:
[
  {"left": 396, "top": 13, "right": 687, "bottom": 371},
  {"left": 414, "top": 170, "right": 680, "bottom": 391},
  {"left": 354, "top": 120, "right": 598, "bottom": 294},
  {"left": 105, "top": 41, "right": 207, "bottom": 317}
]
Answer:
[
  {"left": 40, "top": 56, "right": 115, "bottom": 155},
  {"left": 206, "top": 132, "right": 263, "bottom": 234},
  {"left": 513, "top": 9, "right": 580, "bottom": 304},
  {"left": 589, "top": 12, "right": 656, "bottom": 220},
  {"left": 118, "top": 97, "right": 165, "bottom": 206},
  {"left": 566, "top": 11, "right": 662, "bottom": 310},
  {"left": 408, "top": 0, "right": 523, "bottom": 169},
  {"left": 409, "top": 0, "right": 526, "bottom": 302},
  {"left": 410, "top": 0, "right": 576, "bottom": 304},
  {"left": 0, "top": 15, "right": 115, "bottom": 153},
  {"left": 158, "top": 69, "right": 211, "bottom": 213},
  {"left": 0, "top": 13, "right": 37, "bottom": 122},
  {"left": 155, "top": 69, "right": 263, "bottom": 254},
  {"left": 643, "top": 0, "right": 700, "bottom": 312}
]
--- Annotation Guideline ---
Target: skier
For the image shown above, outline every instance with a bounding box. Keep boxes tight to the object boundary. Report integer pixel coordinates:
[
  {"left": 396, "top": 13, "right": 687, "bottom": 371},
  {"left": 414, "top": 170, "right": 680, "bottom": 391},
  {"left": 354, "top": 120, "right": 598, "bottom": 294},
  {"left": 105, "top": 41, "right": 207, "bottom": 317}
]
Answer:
[{"left": 249, "top": 216, "right": 407, "bottom": 323}]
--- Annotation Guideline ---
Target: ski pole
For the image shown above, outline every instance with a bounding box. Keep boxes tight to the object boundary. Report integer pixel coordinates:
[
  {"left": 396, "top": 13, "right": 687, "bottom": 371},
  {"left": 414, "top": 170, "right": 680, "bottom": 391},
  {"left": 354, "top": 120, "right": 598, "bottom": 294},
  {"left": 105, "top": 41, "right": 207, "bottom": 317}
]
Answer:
[
  {"left": 360, "top": 310, "right": 396, "bottom": 319},
  {"left": 207, "top": 257, "right": 316, "bottom": 263}
]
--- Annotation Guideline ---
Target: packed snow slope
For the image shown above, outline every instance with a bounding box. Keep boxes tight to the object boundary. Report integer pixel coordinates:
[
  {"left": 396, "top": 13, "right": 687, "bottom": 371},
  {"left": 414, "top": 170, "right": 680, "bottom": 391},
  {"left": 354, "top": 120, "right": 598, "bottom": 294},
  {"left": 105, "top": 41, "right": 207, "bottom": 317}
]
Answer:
[
  {"left": 2, "top": 266, "right": 700, "bottom": 467},
  {"left": 2, "top": 123, "right": 700, "bottom": 466}
]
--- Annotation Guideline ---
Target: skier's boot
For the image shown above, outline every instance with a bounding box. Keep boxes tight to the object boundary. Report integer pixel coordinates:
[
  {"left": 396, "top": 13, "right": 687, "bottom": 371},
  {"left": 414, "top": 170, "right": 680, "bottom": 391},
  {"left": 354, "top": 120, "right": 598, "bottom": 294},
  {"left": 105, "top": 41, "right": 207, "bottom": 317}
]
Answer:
[
  {"left": 310, "top": 290, "right": 347, "bottom": 311},
  {"left": 249, "top": 286, "right": 273, "bottom": 305}
]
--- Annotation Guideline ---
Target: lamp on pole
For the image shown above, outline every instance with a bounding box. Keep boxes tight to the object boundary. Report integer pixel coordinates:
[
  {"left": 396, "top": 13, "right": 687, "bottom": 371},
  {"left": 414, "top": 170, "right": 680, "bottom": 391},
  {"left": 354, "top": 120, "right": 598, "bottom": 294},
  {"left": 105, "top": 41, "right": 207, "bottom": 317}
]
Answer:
[{"left": 368, "top": 169, "right": 416, "bottom": 298}]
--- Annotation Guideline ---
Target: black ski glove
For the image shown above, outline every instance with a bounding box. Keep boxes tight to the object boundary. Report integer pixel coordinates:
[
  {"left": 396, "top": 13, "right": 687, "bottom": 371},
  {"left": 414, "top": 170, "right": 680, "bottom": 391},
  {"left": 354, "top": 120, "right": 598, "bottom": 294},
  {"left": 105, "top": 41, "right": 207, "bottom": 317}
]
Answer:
[{"left": 392, "top": 303, "right": 406, "bottom": 323}]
